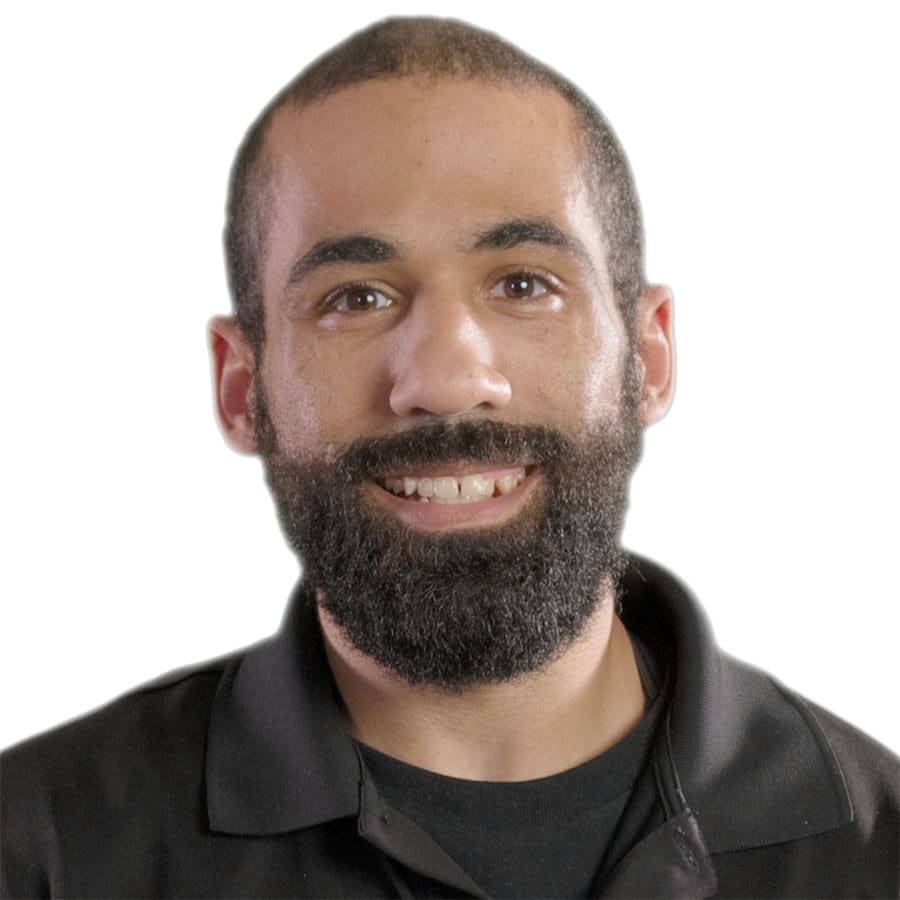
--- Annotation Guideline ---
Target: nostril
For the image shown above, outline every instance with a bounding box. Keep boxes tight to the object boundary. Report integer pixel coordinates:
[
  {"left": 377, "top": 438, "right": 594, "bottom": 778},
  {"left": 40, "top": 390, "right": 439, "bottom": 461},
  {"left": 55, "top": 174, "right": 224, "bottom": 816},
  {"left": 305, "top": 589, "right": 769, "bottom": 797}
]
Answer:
[{"left": 388, "top": 365, "right": 511, "bottom": 418}]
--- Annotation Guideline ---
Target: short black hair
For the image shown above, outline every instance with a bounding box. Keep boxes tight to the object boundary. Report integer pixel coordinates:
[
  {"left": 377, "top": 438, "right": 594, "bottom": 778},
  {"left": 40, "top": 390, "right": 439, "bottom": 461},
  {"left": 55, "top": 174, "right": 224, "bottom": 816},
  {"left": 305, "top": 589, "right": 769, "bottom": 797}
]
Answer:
[{"left": 224, "top": 16, "right": 645, "bottom": 359}]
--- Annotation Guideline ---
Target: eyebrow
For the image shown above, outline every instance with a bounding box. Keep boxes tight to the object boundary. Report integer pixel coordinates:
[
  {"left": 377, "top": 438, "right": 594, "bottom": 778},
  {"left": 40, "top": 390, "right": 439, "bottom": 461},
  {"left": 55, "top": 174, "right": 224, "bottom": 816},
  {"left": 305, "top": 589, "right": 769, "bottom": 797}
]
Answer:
[
  {"left": 287, "top": 235, "right": 398, "bottom": 287},
  {"left": 471, "top": 217, "right": 593, "bottom": 269},
  {"left": 285, "top": 217, "right": 594, "bottom": 290}
]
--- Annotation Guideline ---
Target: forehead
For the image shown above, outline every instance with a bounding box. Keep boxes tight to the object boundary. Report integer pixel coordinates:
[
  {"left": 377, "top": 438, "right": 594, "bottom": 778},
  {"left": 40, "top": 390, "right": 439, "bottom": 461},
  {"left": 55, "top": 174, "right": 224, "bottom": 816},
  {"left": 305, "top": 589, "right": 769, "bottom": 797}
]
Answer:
[
  {"left": 267, "top": 76, "right": 583, "bottom": 170},
  {"left": 258, "top": 77, "right": 607, "bottom": 294}
]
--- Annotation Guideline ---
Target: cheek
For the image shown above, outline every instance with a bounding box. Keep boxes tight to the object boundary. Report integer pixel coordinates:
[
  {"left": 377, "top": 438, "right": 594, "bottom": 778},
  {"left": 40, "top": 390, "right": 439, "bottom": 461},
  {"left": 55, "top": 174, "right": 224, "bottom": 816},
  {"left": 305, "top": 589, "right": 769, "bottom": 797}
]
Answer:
[
  {"left": 578, "top": 301, "right": 631, "bottom": 420},
  {"left": 509, "top": 309, "right": 628, "bottom": 429},
  {"left": 261, "top": 335, "right": 388, "bottom": 453},
  {"left": 578, "top": 344, "right": 628, "bottom": 420}
]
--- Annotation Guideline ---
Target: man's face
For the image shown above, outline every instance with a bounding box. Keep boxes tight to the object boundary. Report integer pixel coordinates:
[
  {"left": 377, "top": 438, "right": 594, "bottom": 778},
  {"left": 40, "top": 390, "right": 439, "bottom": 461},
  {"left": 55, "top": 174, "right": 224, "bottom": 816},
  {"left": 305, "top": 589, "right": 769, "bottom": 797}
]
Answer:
[
  {"left": 257, "top": 78, "right": 631, "bottom": 471},
  {"left": 219, "top": 78, "right": 671, "bottom": 686}
]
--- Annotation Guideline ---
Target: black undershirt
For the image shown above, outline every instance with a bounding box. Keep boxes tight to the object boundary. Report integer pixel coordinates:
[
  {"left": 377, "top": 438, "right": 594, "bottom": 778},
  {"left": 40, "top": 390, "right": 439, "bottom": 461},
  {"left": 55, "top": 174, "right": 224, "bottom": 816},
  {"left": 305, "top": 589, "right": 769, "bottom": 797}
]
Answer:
[{"left": 357, "top": 636, "right": 666, "bottom": 898}]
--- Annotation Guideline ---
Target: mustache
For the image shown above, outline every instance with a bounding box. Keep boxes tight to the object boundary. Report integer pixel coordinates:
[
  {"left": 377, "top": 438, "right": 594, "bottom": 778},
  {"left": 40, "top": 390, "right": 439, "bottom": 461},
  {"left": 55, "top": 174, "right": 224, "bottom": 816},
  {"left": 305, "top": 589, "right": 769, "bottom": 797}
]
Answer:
[{"left": 335, "top": 419, "right": 579, "bottom": 482}]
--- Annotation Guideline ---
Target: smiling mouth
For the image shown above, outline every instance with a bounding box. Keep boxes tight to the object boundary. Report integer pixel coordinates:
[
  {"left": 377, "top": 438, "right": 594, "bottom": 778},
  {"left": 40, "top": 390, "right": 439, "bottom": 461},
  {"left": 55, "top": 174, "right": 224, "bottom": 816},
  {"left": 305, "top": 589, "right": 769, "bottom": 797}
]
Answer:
[{"left": 379, "top": 467, "right": 528, "bottom": 504}]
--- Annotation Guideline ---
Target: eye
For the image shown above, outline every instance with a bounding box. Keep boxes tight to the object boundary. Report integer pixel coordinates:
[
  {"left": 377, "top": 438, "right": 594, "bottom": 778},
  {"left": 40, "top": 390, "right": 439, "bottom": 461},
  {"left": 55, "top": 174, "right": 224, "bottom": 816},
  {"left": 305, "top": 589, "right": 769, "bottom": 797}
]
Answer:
[
  {"left": 489, "top": 272, "right": 553, "bottom": 302},
  {"left": 326, "top": 285, "right": 393, "bottom": 313}
]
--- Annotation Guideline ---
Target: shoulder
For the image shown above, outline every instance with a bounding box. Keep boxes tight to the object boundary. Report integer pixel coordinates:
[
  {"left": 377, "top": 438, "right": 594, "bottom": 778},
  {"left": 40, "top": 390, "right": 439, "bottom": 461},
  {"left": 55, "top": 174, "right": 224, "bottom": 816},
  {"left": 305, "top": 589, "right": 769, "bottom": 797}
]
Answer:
[
  {"left": 621, "top": 555, "right": 899, "bottom": 893},
  {"left": 2, "top": 655, "right": 231, "bottom": 779},
  {"left": 0, "top": 654, "right": 240, "bottom": 897},
  {"left": 728, "top": 657, "right": 900, "bottom": 835},
  {"left": 802, "top": 697, "right": 900, "bottom": 831},
  {"left": 704, "top": 665, "right": 900, "bottom": 896},
  {"left": 715, "top": 697, "right": 899, "bottom": 897}
]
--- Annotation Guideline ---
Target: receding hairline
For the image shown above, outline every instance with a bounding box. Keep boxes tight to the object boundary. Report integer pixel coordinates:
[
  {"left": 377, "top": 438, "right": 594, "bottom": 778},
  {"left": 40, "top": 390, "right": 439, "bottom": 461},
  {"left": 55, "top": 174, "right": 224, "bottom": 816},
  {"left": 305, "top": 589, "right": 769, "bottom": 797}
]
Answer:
[
  {"left": 275, "top": 16, "right": 586, "bottom": 106},
  {"left": 243, "top": 16, "right": 592, "bottom": 185}
]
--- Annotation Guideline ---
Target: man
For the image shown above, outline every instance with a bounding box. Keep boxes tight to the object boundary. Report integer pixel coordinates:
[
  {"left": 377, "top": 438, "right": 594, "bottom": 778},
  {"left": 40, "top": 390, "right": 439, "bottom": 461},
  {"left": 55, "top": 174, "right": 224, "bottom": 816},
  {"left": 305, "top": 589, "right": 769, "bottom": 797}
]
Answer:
[{"left": 2, "top": 16, "right": 897, "bottom": 899}]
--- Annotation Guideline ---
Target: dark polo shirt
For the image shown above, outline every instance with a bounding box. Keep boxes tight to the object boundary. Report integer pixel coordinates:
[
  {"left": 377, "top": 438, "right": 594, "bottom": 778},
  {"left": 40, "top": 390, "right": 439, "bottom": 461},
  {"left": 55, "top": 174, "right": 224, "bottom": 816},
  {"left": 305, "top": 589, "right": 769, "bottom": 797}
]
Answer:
[{"left": 2, "top": 556, "right": 898, "bottom": 897}]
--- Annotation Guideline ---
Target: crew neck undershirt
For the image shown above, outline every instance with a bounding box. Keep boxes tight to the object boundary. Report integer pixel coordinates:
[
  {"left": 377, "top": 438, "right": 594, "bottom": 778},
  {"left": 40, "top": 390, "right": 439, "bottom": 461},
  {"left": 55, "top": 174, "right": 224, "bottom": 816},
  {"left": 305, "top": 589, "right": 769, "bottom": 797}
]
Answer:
[{"left": 356, "top": 634, "right": 666, "bottom": 898}]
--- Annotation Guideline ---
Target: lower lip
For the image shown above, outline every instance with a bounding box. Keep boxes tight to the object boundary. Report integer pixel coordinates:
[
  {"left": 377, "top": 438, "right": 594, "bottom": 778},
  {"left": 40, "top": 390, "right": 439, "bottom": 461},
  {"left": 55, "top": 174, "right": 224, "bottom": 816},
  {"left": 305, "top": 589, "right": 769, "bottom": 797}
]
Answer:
[{"left": 365, "top": 468, "right": 542, "bottom": 532}]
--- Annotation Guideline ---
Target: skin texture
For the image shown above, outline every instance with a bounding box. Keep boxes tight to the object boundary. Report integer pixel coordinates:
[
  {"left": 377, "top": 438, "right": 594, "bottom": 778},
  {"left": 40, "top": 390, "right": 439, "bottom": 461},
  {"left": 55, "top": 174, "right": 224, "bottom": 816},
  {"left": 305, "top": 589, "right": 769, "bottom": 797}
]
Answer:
[{"left": 210, "top": 77, "right": 675, "bottom": 780}]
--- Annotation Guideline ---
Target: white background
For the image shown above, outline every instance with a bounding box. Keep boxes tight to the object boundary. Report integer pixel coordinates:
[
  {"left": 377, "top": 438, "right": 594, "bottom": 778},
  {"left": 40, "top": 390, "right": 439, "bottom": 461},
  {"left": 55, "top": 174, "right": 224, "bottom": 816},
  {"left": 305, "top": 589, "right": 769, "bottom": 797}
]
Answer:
[{"left": 2, "top": 2, "right": 897, "bottom": 752}]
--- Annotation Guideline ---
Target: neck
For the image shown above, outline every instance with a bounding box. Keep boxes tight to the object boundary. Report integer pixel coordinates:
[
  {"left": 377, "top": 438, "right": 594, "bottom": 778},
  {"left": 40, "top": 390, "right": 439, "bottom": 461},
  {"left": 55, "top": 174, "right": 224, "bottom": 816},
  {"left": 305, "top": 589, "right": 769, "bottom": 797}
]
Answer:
[{"left": 318, "top": 588, "right": 646, "bottom": 782}]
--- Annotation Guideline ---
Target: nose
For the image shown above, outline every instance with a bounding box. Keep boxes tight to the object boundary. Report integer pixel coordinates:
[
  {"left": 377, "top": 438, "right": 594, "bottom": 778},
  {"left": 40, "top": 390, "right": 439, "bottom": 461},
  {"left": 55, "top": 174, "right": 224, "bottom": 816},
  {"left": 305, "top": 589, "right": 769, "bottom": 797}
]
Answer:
[{"left": 388, "top": 296, "right": 512, "bottom": 418}]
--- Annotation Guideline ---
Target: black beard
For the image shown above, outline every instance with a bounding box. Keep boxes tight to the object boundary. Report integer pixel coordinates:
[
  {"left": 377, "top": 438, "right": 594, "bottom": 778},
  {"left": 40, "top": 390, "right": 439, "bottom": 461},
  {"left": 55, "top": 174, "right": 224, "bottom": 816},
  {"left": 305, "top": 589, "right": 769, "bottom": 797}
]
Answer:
[{"left": 256, "top": 405, "right": 642, "bottom": 689}]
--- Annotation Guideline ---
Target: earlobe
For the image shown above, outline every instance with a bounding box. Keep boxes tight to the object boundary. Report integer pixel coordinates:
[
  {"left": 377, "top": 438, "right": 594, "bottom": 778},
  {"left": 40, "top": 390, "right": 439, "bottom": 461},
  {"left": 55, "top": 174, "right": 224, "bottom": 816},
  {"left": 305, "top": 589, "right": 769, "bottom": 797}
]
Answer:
[
  {"left": 208, "top": 315, "right": 258, "bottom": 455},
  {"left": 634, "top": 284, "right": 675, "bottom": 425}
]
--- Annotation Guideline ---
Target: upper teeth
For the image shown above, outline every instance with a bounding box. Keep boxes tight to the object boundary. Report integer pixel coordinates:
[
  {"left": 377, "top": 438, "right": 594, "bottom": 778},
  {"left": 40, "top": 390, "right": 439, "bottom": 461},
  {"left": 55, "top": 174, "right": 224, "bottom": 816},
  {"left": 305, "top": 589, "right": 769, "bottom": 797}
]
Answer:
[{"left": 383, "top": 468, "right": 526, "bottom": 503}]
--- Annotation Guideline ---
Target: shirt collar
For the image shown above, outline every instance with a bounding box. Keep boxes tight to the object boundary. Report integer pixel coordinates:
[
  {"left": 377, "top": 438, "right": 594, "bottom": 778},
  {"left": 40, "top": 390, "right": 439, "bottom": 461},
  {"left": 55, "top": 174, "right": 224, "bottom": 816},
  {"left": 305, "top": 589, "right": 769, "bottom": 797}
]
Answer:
[
  {"left": 206, "top": 556, "right": 854, "bottom": 852},
  {"left": 619, "top": 555, "right": 853, "bottom": 854},
  {"left": 206, "top": 583, "right": 360, "bottom": 834}
]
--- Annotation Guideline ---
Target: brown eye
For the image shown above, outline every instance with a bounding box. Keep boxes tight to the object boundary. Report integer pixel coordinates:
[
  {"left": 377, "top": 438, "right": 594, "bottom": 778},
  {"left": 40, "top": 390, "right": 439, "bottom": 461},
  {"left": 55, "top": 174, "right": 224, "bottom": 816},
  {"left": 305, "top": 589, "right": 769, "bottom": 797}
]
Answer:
[
  {"left": 330, "top": 286, "right": 392, "bottom": 313},
  {"left": 490, "top": 272, "right": 552, "bottom": 302},
  {"left": 505, "top": 275, "right": 534, "bottom": 297}
]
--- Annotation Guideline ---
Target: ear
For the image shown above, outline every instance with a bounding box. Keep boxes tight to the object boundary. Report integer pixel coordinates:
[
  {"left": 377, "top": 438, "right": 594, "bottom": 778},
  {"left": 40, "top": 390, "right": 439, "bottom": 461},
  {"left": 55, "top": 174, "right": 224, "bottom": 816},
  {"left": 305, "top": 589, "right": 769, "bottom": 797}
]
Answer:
[
  {"left": 208, "top": 315, "right": 258, "bottom": 455},
  {"left": 634, "top": 284, "right": 675, "bottom": 425}
]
